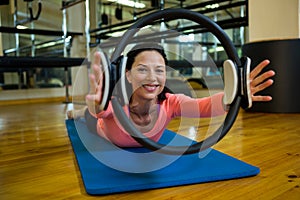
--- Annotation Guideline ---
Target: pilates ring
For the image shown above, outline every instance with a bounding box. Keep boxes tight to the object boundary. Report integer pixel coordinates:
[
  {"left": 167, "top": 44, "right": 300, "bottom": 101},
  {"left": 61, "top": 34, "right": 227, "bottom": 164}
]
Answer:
[{"left": 99, "top": 8, "right": 252, "bottom": 155}]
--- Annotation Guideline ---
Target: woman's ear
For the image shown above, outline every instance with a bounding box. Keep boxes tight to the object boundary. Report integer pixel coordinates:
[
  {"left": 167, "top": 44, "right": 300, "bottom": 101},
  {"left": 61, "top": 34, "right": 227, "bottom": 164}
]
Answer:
[{"left": 126, "top": 70, "right": 132, "bottom": 83}]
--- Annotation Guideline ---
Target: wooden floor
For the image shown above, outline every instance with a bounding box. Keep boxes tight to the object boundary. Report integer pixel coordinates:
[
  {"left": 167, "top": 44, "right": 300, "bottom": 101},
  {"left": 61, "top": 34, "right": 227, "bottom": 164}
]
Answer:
[{"left": 0, "top": 99, "right": 299, "bottom": 200}]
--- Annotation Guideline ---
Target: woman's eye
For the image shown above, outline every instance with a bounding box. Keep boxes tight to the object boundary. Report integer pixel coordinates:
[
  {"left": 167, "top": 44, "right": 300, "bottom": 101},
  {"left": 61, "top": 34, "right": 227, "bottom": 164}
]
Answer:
[
  {"left": 156, "top": 69, "right": 165, "bottom": 73},
  {"left": 137, "top": 68, "right": 147, "bottom": 72}
]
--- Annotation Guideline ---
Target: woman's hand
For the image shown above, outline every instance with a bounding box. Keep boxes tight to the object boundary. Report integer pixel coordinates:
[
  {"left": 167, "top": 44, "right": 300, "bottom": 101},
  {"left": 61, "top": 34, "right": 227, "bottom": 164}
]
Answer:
[
  {"left": 250, "top": 59, "right": 275, "bottom": 102},
  {"left": 86, "top": 51, "right": 104, "bottom": 115}
]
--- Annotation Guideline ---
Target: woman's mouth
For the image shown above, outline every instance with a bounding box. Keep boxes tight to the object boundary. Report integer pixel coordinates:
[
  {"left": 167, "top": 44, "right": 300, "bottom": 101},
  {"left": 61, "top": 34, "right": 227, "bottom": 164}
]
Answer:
[{"left": 142, "top": 84, "right": 159, "bottom": 92}]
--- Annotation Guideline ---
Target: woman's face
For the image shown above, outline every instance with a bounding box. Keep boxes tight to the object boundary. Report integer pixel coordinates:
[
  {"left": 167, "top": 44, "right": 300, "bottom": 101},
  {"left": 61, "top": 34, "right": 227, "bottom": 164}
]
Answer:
[{"left": 126, "top": 50, "right": 167, "bottom": 101}]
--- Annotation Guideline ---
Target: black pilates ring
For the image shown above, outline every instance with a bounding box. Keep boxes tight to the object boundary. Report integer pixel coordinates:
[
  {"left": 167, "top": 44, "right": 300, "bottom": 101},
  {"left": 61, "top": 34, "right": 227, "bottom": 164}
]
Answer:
[{"left": 105, "top": 8, "right": 248, "bottom": 155}]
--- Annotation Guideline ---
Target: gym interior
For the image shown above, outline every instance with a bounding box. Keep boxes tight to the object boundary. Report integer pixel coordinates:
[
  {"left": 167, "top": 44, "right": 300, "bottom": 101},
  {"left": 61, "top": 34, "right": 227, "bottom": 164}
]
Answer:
[{"left": 0, "top": 0, "right": 299, "bottom": 199}]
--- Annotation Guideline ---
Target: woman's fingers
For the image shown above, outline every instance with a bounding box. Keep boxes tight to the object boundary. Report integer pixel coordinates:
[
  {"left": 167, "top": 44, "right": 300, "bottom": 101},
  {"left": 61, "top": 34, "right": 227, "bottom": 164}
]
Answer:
[
  {"left": 93, "top": 51, "right": 102, "bottom": 68},
  {"left": 249, "top": 59, "right": 276, "bottom": 102},
  {"left": 251, "top": 79, "right": 274, "bottom": 102},
  {"left": 250, "top": 59, "right": 270, "bottom": 80},
  {"left": 86, "top": 73, "right": 102, "bottom": 114},
  {"left": 252, "top": 78, "right": 274, "bottom": 94},
  {"left": 251, "top": 70, "right": 275, "bottom": 90},
  {"left": 92, "top": 52, "right": 103, "bottom": 84},
  {"left": 252, "top": 95, "right": 272, "bottom": 102},
  {"left": 88, "top": 73, "right": 97, "bottom": 94},
  {"left": 85, "top": 51, "right": 105, "bottom": 114}
]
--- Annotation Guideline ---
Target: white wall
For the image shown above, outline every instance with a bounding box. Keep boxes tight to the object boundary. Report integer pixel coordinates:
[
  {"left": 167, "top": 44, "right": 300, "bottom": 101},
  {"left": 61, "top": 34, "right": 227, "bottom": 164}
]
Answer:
[{"left": 248, "top": 0, "right": 300, "bottom": 42}]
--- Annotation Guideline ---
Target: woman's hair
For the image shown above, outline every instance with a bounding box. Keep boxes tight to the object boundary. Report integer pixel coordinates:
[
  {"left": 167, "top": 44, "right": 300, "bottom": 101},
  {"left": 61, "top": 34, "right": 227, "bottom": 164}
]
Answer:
[
  {"left": 125, "top": 43, "right": 173, "bottom": 103},
  {"left": 126, "top": 43, "right": 168, "bottom": 70}
]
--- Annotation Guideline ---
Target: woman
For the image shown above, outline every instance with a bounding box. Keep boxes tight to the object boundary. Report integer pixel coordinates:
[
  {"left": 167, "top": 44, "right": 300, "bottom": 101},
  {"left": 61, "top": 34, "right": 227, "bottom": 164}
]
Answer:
[{"left": 71, "top": 43, "right": 275, "bottom": 147}]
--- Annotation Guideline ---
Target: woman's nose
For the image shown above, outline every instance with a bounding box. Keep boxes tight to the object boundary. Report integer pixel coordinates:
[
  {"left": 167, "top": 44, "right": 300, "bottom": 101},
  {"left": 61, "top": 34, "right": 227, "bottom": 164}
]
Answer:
[{"left": 146, "top": 69, "right": 156, "bottom": 81}]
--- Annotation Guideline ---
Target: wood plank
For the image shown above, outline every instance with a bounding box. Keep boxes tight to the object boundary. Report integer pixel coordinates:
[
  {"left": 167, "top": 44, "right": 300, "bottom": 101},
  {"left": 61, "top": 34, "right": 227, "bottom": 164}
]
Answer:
[{"left": 0, "top": 101, "right": 299, "bottom": 199}]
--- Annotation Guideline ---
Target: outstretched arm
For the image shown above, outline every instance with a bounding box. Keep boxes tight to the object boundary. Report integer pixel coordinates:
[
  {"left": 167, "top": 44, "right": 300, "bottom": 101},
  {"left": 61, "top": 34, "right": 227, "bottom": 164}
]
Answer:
[{"left": 250, "top": 59, "right": 275, "bottom": 102}]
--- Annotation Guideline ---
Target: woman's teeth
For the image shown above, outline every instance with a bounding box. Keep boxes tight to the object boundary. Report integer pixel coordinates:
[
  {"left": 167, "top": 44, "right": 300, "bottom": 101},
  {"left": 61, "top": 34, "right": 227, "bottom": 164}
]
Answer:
[{"left": 143, "top": 85, "right": 158, "bottom": 91}]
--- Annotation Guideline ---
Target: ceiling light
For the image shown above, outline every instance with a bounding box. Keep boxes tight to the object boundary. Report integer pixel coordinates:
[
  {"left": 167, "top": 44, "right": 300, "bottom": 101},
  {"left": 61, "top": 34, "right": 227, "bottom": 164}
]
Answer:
[
  {"left": 108, "top": 30, "right": 126, "bottom": 37},
  {"left": 16, "top": 25, "right": 28, "bottom": 29},
  {"left": 205, "top": 3, "right": 219, "bottom": 9},
  {"left": 208, "top": 46, "right": 224, "bottom": 53},
  {"left": 178, "top": 34, "right": 194, "bottom": 43},
  {"left": 108, "top": 0, "right": 146, "bottom": 9}
]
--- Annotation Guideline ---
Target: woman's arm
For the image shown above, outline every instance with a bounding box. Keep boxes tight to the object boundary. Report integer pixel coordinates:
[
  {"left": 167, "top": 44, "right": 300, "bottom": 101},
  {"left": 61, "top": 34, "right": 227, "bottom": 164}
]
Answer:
[{"left": 168, "top": 59, "right": 275, "bottom": 118}]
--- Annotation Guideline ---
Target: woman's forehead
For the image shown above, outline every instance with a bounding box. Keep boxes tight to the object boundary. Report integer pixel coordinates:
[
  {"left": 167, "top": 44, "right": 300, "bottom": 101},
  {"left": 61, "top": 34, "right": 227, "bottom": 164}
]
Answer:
[{"left": 134, "top": 50, "right": 165, "bottom": 63}]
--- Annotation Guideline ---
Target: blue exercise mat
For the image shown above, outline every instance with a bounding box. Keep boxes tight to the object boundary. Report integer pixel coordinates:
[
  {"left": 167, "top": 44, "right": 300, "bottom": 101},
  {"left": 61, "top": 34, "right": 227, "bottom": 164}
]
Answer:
[{"left": 66, "top": 119, "right": 259, "bottom": 195}]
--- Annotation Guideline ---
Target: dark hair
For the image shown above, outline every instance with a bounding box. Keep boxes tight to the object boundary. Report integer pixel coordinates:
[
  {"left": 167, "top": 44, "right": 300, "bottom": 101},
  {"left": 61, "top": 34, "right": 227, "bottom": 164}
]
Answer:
[
  {"left": 125, "top": 43, "right": 172, "bottom": 103},
  {"left": 126, "top": 43, "right": 168, "bottom": 70}
]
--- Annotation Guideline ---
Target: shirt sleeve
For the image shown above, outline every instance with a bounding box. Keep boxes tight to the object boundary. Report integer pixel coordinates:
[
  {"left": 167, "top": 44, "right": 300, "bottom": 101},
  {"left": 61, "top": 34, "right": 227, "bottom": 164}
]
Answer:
[
  {"left": 166, "top": 92, "right": 226, "bottom": 118},
  {"left": 88, "top": 101, "right": 114, "bottom": 119}
]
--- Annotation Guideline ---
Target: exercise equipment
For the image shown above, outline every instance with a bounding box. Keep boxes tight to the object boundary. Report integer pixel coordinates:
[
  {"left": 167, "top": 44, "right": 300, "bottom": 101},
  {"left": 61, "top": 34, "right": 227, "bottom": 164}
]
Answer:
[
  {"left": 66, "top": 119, "right": 259, "bottom": 195},
  {"left": 0, "top": 56, "right": 86, "bottom": 102},
  {"left": 94, "top": 8, "right": 252, "bottom": 155}
]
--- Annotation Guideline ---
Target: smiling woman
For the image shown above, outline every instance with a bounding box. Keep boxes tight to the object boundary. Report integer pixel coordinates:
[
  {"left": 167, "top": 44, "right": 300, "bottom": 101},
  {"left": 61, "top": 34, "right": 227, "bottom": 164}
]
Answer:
[
  {"left": 68, "top": 37, "right": 274, "bottom": 155},
  {"left": 69, "top": 43, "right": 224, "bottom": 149},
  {"left": 124, "top": 43, "right": 169, "bottom": 104}
]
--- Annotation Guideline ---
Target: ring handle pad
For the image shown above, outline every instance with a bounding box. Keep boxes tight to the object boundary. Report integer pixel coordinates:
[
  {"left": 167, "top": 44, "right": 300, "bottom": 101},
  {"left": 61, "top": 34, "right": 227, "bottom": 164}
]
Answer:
[
  {"left": 98, "top": 50, "right": 111, "bottom": 110},
  {"left": 240, "top": 57, "right": 252, "bottom": 109},
  {"left": 223, "top": 60, "right": 238, "bottom": 110}
]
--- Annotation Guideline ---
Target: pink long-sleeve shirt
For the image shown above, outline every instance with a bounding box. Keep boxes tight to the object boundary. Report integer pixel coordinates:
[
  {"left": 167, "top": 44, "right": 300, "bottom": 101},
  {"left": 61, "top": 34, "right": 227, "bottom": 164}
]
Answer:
[{"left": 94, "top": 92, "right": 225, "bottom": 147}]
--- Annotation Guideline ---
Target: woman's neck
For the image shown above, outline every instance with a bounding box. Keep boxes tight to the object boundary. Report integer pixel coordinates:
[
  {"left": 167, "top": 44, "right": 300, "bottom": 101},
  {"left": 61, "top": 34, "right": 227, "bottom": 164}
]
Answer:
[
  {"left": 129, "top": 96, "right": 157, "bottom": 116},
  {"left": 128, "top": 97, "right": 159, "bottom": 129}
]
